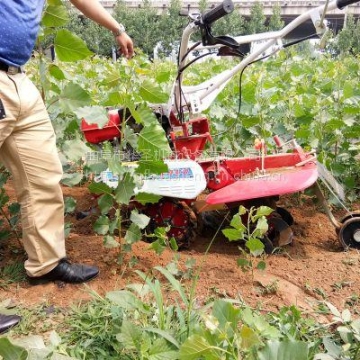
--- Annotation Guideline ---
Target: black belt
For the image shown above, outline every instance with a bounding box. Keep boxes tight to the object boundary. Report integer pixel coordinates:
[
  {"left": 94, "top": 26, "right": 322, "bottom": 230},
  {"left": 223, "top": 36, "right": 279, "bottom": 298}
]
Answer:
[{"left": 0, "top": 61, "right": 22, "bottom": 74}]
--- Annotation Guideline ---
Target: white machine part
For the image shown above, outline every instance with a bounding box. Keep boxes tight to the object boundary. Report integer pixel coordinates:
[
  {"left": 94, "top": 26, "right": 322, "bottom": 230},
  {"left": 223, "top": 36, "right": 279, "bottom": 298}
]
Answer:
[{"left": 96, "top": 159, "right": 207, "bottom": 200}]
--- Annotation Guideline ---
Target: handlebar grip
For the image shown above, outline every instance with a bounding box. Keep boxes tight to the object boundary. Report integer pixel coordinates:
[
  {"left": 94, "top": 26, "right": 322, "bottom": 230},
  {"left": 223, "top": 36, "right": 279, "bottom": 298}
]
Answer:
[
  {"left": 202, "top": 0, "right": 234, "bottom": 25},
  {"left": 336, "top": 0, "right": 359, "bottom": 9}
]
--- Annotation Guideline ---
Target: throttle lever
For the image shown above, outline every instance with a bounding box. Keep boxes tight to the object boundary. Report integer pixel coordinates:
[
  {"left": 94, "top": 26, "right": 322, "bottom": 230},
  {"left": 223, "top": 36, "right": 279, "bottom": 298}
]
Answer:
[{"left": 218, "top": 46, "right": 244, "bottom": 58}]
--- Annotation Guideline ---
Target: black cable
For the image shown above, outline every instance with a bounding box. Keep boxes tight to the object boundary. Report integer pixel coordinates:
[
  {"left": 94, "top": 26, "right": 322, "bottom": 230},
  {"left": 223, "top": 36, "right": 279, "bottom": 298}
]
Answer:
[
  {"left": 212, "top": 33, "right": 319, "bottom": 138},
  {"left": 176, "top": 51, "right": 217, "bottom": 122},
  {"left": 180, "top": 41, "right": 201, "bottom": 63},
  {"left": 283, "top": 33, "right": 319, "bottom": 48}
]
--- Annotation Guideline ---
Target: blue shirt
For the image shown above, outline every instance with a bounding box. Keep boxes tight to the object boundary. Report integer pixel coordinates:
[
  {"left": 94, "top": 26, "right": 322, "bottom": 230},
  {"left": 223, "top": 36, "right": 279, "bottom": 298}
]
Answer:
[{"left": 0, "top": 0, "right": 45, "bottom": 66}]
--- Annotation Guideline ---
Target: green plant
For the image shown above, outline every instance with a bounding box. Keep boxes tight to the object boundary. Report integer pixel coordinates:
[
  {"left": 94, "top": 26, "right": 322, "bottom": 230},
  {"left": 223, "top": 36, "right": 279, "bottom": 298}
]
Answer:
[
  {"left": 315, "top": 302, "right": 360, "bottom": 359},
  {"left": 0, "top": 166, "right": 21, "bottom": 244},
  {"left": 0, "top": 262, "right": 26, "bottom": 288},
  {"left": 222, "top": 205, "right": 273, "bottom": 279},
  {"left": 314, "top": 287, "right": 328, "bottom": 300},
  {"left": 146, "top": 226, "right": 178, "bottom": 255},
  {"left": 259, "top": 280, "right": 279, "bottom": 296}
]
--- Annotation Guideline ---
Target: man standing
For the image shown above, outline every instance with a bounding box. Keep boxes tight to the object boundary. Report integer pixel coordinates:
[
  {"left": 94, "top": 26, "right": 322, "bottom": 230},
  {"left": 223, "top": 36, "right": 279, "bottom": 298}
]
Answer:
[{"left": 0, "top": 0, "right": 134, "bottom": 332}]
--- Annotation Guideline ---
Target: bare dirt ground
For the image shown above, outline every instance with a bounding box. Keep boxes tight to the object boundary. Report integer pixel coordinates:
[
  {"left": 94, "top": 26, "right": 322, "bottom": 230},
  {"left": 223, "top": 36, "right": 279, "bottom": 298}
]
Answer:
[{"left": 1, "top": 183, "right": 360, "bottom": 321}]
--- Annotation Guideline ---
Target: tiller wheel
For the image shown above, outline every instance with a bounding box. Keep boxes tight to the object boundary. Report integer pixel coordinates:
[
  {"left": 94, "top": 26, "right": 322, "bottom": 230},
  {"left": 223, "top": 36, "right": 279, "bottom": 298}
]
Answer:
[
  {"left": 338, "top": 212, "right": 360, "bottom": 250},
  {"left": 265, "top": 210, "right": 294, "bottom": 253},
  {"left": 143, "top": 198, "right": 197, "bottom": 249}
]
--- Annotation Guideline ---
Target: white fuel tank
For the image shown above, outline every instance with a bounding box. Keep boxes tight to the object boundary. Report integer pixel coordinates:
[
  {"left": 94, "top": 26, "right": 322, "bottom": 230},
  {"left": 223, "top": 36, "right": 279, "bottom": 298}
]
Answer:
[{"left": 96, "top": 159, "right": 206, "bottom": 199}]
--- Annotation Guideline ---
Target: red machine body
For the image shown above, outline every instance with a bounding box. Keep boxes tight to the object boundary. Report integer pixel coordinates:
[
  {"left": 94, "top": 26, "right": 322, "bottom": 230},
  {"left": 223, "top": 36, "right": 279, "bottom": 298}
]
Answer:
[{"left": 81, "top": 109, "right": 121, "bottom": 144}]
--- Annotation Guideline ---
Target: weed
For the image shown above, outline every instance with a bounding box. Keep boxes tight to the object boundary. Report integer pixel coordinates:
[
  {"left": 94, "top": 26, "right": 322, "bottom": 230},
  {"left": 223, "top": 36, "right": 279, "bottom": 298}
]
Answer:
[
  {"left": 331, "top": 280, "right": 352, "bottom": 290},
  {"left": 316, "top": 303, "right": 330, "bottom": 315},
  {"left": 0, "top": 261, "right": 26, "bottom": 288},
  {"left": 0, "top": 166, "right": 21, "bottom": 244},
  {"left": 259, "top": 280, "right": 279, "bottom": 295},
  {"left": 345, "top": 293, "right": 360, "bottom": 307},
  {"left": 222, "top": 205, "right": 273, "bottom": 281},
  {"left": 314, "top": 287, "right": 328, "bottom": 299},
  {"left": 342, "top": 257, "right": 357, "bottom": 266}
]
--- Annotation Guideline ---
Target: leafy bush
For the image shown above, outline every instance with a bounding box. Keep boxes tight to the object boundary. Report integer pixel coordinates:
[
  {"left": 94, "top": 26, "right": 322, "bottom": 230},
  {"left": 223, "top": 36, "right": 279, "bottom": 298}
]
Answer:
[{"left": 4, "top": 269, "right": 360, "bottom": 360}]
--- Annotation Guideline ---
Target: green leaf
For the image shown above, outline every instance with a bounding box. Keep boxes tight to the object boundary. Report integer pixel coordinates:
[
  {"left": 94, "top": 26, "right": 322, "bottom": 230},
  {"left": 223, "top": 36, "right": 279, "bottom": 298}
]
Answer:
[
  {"left": 134, "top": 192, "right": 162, "bottom": 205},
  {"left": 73, "top": 106, "right": 109, "bottom": 128},
  {"left": 254, "top": 216, "right": 269, "bottom": 236},
  {"left": 295, "top": 128, "right": 311, "bottom": 139},
  {"left": 155, "top": 70, "right": 171, "bottom": 83},
  {"left": 293, "top": 103, "right": 305, "bottom": 117},
  {"left": 124, "top": 223, "right": 142, "bottom": 244},
  {"left": 238, "top": 205, "right": 247, "bottom": 216},
  {"left": 253, "top": 206, "right": 273, "bottom": 221},
  {"left": 242, "top": 116, "right": 260, "bottom": 128},
  {"left": 54, "top": 29, "right": 93, "bottom": 62},
  {"left": 148, "top": 240, "right": 167, "bottom": 255},
  {"left": 237, "top": 258, "right": 250, "bottom": 269},
  {"left": 0, "top": 338, "right": 28, "bottom": 360},
  {"left": 61, "top": 173, "right": 83, "bottom": 187},
  {"left": 116, "top": 320, "right": 142, "bottom": 351},
  {"left": 147, "top": 338, "right": 178, "bottom": 360},
  {"left": 144, "top": 328, "right": 180, "bottom": 349},
  {"left": 48, "top": 64, "right": 66, "bottom": 80},
  {"left": 136, "top": 160, "right": 168, "bottom": 175},
  {"left": 343, "top": 81, "right": 353, "bottom": 99},
  {"left": 257, "top": 260, "right": 266, "bottom": 270},
  {"left": 123, "top": 126, "right": 139, "bottom": 149},
  {"left": 212, "top": 299, "right": 241, "bottom": 331},
  {"left": 103, "top": 235, "right": 120, "bottom": 248},
  {"left": 258, "top": 340, "right": 309, "bottom": 360},
  {"left": 240, "top": 325, "right": 262, "bottom": 349},
  {"left": 131, "top": 106, "right": 159, "bottom": 126},
  {"left": 64, "top": 197, "right": 76, "bottom": 213},
  {"left": 114, "top": 174, "right": 136, "bottom": 205},
  {"left": 138, "top": 123, "right": 172, "bottom": 159},
  {"left": 8, "top": 202, "right": 20, "bottom": 215},
  {"left": 229, "top": 213, "right": 246, "bottom": 231},
  {"left": 108, "top": 159, "right": 127, "bottom": 177},
  {"left": 93, "top": 215, "right": 109, "bottom": 235},
  {"left": 62, "top": 139, "right": 90, "bottom": 162},
  {"left": 58, "top": 82, "right": 92, "bottom": 113},
  {"left": 169, "top": 237, "right": 178, "bottom": 251},
  {"left": 98, "top": 194, "right": 114, "bottom": 215},
  {"left": 179, "top": 335, "right": 221, "bottom": 360},
  {"left": 107, "top": 290, "right": 149, "bottom": 311},
  {"left": 42, "top": 0, "right": 69, "bottom": 27},
  {"left": 88, "top": 181, "right": 112, "bottom": 195},
  {"left": 139, "top": 79, "right": 169, "bottom": 103},
  {"left": 325, "top": 302, "right": 342, "bottom": 318},
  {"left": 130, "top": 210, "right": 150, "bottom": 229},
  {"left": 246, "top": 238, "right": 265, "bottom": 256},
  {"left": 222, "top": 228, "right": 244, "bottom": 241},
  {"left": 154, "top": 266, "right": 189, "bottom": 306}
]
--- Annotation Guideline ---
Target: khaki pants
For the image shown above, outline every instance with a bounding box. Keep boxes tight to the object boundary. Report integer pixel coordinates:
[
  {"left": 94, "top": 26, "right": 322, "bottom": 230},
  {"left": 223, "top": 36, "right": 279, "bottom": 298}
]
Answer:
[{"left": 0, "top": 70, "right": 66, "bottom": 277}]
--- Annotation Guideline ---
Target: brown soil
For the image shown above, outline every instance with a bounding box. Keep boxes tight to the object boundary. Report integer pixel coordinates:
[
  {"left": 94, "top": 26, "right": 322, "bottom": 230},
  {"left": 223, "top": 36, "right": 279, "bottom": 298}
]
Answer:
[{"left": 1, "top": 183, "right": 360, "bottom": 320}]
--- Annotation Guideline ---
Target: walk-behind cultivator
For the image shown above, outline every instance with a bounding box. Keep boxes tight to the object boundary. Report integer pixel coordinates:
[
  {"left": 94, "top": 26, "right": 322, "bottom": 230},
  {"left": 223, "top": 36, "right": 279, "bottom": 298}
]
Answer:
[{"left": 81, "top": 0, "right": 360, "bottom": 251}]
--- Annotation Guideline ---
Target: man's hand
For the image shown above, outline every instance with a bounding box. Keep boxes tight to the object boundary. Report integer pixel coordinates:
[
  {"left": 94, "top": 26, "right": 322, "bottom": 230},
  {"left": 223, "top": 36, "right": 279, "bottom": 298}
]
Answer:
[
  {"left": 115, "top": 33, "right": 134, "bottom": 59},
  {"left": 69, "top": 0, "right": 135, "bottom": 59}
]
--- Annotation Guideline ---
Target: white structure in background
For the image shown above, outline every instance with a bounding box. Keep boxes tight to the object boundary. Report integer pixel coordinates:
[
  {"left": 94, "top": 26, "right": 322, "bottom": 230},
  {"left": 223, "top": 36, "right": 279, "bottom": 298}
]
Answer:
[{"left": 97, "top": 0, "right": 360, "bottom": 17}]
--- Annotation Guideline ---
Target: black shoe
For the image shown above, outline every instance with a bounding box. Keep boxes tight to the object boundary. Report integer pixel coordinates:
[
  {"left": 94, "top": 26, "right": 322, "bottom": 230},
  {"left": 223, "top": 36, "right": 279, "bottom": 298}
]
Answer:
[
  {"left": 28, "top": 259, "right": 99, "bottom": 285},
  {"left": 0, "top": 314, "right": 21, "bottom": 334}
]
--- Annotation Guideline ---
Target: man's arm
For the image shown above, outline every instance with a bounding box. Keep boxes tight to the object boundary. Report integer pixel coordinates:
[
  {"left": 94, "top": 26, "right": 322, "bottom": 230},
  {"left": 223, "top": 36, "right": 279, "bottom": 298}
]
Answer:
[{"left": 69, "top": 0, "right": 134, "bottom": 58}]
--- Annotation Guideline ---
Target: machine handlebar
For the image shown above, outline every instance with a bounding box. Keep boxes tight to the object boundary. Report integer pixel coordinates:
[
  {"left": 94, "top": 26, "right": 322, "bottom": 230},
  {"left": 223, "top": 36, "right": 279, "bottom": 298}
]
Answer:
[
  {"left": 202, "top": 0, "right": 234, "bottom": 25},
  {"left": 336, "top": 0, "right": 359, "bottom": 9}
]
